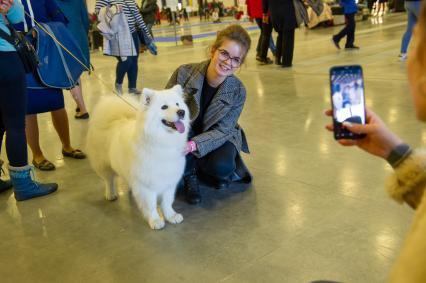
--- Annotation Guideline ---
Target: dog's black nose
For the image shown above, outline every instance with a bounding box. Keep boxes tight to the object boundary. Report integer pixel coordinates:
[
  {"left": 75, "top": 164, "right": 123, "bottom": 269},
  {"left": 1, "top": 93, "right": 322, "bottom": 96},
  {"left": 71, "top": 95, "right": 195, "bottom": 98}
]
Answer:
[{"left": 177, "top": 109, "right": 185, "bottom": 119}]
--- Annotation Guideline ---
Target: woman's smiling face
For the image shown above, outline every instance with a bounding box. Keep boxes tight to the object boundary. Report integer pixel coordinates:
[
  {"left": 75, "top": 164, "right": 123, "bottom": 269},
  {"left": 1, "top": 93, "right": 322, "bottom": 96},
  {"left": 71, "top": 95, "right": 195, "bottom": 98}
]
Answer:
[{"left": 210, "top": 39, "right": 245, "bottom": 78}]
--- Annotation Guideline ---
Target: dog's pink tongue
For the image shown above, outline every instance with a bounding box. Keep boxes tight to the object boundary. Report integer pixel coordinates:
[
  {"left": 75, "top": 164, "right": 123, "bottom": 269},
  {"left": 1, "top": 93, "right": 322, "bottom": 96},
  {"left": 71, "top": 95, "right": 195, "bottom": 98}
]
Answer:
[{"left": 174, "top": 121, "right": 185, "bottom": 133}]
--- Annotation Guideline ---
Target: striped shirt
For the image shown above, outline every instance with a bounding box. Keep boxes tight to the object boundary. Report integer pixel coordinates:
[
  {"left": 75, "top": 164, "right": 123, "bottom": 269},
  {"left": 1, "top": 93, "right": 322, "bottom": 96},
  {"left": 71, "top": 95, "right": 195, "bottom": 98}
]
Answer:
[{"left": 95, "top": 0, "right": 150, "bottom": 36}]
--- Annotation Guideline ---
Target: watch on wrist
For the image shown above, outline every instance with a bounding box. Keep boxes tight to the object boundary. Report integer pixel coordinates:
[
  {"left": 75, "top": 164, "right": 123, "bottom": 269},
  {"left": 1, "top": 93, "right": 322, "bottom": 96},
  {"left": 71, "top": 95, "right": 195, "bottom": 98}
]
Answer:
[{"left": 386, "top": 143, "right": 412, "bottom": 168}]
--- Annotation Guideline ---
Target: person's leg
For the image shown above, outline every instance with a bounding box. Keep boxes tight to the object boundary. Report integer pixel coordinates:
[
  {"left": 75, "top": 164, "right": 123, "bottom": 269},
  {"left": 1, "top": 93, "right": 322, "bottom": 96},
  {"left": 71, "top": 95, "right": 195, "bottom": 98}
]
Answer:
[
  {"left": 334, "top": 16, "right": 350, "bottom": 45},
  {"left": 282, "top": 29, "right": 295, "bottom": 67},
  {"left": 115, "top": 57, "right": 131, "bottom": 94},
  {"left": 345, "top": 13, "right": 356, "bottom": 47},
  {"left": 70, "top": 79, "right": 89, "bottom": 118},
  {"left": 267, "top": 21, "right": 277, "bottom": 56},
  {"left": 400, "top": 2, "right": 419, "bottom": 54},
  {"left": 50, "top": 108, "right": 73, "bottom": 152},
  {"left": 0, "top": 52, "right": 28, "bottom": 167},
  {"left": 128, "top": 32, "right": 140, "bottom": 92},
  {"left": 260, "top": 20, "right": 273, "bottom": 61},
  {"left": 198, "top": 141, "right": 237, "bottom": 189},
  {"left": 276, "top": 31, "right": 283, "bottom": 65},
  {"left": 25, "top": 114, "right": 47, "bottom": 164},
  {"left": 254, "top": 18, "right": 263, "bottom": 56}
]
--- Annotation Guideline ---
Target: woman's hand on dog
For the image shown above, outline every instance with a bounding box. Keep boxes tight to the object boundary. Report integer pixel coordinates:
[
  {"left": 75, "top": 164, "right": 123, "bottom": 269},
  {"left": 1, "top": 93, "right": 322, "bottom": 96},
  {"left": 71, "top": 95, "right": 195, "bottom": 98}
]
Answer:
[
  {"left": 183, "top": 141, "right": 197, "bottom": 155},
  {"left": 324, "top": 108, "right": 404, "bottom": 159}
]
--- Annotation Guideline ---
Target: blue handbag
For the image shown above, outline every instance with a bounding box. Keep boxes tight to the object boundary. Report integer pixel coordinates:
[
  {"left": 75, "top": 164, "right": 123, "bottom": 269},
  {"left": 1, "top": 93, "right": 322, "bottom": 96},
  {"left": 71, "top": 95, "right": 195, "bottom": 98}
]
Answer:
[{"left": 27, "top": 21, "right": 89, "bottom": 89}]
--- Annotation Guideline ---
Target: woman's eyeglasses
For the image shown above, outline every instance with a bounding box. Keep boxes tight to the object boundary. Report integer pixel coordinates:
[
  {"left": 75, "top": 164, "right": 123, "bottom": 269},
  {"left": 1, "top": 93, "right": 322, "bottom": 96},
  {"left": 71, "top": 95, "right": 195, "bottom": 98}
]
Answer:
[{"left": 217, "top": 49, "right": 242, "bottom": 68}]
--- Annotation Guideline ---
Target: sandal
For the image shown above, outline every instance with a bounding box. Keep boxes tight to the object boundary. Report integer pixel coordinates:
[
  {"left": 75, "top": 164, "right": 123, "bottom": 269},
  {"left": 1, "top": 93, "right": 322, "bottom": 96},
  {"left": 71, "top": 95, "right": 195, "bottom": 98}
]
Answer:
[
  {"left": 32, "top": 159, "right": 56, "bottom": 171},
  {"left": 62, "top": 149, "right": 86, "bottom": 159},
  {"left": 75, "top": 112, "right": 89, "bottom": 119}
]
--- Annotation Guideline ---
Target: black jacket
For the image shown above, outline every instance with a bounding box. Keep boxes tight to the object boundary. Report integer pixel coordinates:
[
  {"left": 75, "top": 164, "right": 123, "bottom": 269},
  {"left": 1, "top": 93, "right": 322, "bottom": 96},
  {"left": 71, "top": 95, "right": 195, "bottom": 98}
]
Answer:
[{"left": 263, "top": 0, "right": 297, "bottom": 31}]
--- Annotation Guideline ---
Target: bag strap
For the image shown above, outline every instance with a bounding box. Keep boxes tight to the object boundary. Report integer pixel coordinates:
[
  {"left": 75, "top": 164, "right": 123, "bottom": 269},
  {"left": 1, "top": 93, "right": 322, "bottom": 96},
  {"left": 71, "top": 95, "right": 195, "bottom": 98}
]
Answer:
[
  {"left": 0, "top": 14, "right": 17, "bottom": 46},
  {"left": 0, "top": 27, "right": 15, "bottom": 46}
]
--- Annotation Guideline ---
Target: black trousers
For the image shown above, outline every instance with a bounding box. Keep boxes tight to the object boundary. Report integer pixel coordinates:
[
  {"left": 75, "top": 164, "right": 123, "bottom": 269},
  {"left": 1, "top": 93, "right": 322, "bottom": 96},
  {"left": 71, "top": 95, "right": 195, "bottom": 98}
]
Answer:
[
  {"left": 255, "top": 18, "right": 274, "bottom": 60},
  {"left": 0, "top": 52, "right": 28, "bottom": 167},
  {"left": 185, "top": 141, "right": 237, "bottom": 183},
  {"left": 276, "top": 29, "right": 295, "bottom": 66},
  {"left": 334, "top": 13, "right": 356, "bottom": 47}
]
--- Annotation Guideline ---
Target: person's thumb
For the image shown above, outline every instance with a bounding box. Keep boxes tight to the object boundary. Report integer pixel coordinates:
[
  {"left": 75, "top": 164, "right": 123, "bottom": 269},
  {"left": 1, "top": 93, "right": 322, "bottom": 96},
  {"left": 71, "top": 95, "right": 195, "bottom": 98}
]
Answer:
[{"left": 342, "top": 122, "right": 377, "bottom": 134}]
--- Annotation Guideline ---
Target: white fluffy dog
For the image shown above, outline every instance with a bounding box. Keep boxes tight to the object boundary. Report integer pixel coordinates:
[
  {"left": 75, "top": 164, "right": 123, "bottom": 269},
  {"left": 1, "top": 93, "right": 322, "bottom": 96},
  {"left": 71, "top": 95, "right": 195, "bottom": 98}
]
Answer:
[{"left": 86, "top": 85, "right": 189, "bottom": 230}]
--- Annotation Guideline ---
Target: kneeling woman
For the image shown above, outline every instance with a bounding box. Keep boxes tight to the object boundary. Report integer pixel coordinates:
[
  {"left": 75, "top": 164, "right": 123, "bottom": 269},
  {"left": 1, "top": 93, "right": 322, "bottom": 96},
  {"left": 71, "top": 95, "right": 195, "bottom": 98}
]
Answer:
[{"left": 166, "top": 25, "right": 252, "bottom": 204}]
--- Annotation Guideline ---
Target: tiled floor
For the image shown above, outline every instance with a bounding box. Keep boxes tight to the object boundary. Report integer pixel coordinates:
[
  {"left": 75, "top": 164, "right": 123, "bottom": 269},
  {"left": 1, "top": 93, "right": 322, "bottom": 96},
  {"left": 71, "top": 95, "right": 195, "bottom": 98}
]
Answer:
[{"left": 0, "top": 13, "right": 420, "bottom": 283}]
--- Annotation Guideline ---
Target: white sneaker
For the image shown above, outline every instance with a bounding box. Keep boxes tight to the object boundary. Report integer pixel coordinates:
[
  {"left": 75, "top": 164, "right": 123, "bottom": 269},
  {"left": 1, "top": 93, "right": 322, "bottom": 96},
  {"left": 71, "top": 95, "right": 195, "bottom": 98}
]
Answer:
[
  {"left": 115, "top": 83, "right": 123, "bottom": 95},
  {"left": 399, "top": 53, "right": 408, "bottom": 61}
]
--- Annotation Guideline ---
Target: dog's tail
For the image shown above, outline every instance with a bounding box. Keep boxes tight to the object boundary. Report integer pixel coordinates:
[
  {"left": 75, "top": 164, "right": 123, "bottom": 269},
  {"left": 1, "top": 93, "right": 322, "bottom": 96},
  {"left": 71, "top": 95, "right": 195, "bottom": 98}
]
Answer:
[{"left": 89, "top": 95, "right": 138, "bottom": 129}]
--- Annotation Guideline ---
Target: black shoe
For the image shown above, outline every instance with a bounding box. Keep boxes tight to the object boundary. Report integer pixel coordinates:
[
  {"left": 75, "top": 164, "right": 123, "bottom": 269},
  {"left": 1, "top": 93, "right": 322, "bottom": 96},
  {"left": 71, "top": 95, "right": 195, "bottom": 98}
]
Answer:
[
  {"left": 184, "top": 174, "right": 201, "bottom": 205},
  {"left": 345, "top": 45, "right": 360, "bottom": 50},
  {"left": 256, "top": 56, "right": 273, "bottom": 65},
  {"left": 215, "top": 180, "right": 229, "bottom": 190},
  {"left": 282, "top": 64, "right": 292, "bottom": 68},
  {"left": 332, "top": 36, "right": 340, "bottom": 50}
]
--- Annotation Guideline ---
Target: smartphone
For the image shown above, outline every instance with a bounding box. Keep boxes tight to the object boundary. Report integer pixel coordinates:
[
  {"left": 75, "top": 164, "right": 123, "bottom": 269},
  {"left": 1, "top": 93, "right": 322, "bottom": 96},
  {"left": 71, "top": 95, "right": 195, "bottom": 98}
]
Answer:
[{"left": 330, "top": 65, "right": 366, "bottom": 140}]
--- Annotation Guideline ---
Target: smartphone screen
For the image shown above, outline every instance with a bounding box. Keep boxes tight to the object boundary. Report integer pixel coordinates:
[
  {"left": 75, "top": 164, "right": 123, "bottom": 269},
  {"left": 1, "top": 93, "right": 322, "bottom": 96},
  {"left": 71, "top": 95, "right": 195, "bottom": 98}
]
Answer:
[{"left": 330, "top": 65, "right": 366, "bottom": 139}]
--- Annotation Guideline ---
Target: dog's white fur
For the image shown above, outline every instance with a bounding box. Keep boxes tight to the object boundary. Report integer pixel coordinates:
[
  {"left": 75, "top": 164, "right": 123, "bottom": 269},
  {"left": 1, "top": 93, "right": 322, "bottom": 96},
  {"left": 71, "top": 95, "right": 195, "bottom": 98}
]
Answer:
[{"left": 86, "top": 85, "right": 189, "bottom": 229}]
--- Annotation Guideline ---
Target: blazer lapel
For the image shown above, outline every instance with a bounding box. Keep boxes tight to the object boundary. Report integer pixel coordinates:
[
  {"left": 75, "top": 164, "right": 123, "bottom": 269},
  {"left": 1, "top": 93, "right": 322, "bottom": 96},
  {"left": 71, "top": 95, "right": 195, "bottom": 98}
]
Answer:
[
  {"left": 183, "top": 61, "right": 209, "bottom": 122},
  {"left": 203, "top": 76, "right": 235, "bottom": 130}
]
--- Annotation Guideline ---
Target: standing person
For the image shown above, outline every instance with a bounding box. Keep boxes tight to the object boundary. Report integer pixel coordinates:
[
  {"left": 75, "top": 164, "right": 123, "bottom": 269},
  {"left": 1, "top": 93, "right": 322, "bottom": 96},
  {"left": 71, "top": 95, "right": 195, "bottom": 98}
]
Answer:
[
  {"left": 246, "top": 0, "right": 275, "bottom": 64},
  {"left": 15, "top": 0, "right": 86, "bottom": 171},
  {"left": 325, "top": 3, "right": 426, "bottom": 281},
  {"left": 166, "top": 25, "right": 252, "bottom": 205},
  {"left": 399, "top": 0, "right": 422, "bottom": 60},
  {"left": 0, "top": 0, "right": 57, "bottom": 200},
  {"left": 332, "top": 0, "right": 360, "bottom": 50},
  {"left": 140, "top": 0, "right": 156, "bottom": 36},
  {"left": 95, "top": 0, "right": 152, "bottom": 95},
  {"left": 263, "top": 0, "right": 297, "bottom": 67},
  {"left": 57, "top": 0, "right": 91, "bottom": 119}
]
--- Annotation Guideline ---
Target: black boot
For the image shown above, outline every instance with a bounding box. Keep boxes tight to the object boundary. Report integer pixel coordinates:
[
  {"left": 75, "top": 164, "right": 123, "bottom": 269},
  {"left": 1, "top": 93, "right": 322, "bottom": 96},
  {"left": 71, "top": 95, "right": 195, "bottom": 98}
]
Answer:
[{"left": 184, "top": 172, "right": 201, "bottom": 205}]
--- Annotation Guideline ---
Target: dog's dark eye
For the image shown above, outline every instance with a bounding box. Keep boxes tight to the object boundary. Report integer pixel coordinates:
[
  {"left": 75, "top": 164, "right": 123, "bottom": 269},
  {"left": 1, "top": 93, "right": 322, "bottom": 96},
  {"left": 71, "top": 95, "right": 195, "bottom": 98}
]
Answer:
[
  {"left": 176, "top": 103, "right": 179, "bottom": 106},
  {"left": 161, "top": 105, "right": 168, "bottom": 110}
]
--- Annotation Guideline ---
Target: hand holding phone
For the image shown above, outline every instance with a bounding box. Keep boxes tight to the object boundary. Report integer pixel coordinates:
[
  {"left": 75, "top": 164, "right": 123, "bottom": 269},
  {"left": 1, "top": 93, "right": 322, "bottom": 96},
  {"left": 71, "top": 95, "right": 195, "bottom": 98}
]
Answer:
[
  {"left": 330, "top": 65, "right": 366, "bottom": 139},
  {"left": 325, "top": 108, "right": 404, "bottom": 159}
]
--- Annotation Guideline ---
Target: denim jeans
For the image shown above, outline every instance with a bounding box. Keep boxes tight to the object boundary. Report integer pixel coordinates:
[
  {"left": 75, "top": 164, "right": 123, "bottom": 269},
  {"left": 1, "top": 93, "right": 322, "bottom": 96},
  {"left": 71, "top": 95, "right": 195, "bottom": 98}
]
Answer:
[
  {"left": 400, "top": 1, "right": 421, "bottom": 54},
  {"left": 184, "top": 141, "right": 237, "bottom": 183},
  {"left": 115, "top": 32, "right": 140, "bottom": 89}
]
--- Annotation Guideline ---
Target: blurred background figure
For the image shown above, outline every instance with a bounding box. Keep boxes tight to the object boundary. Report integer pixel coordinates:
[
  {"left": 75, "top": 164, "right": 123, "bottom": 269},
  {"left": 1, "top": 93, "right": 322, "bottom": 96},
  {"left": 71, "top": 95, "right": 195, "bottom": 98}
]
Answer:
[
  {"left": 140, "top": 0, "right": 157, "bottom": 36},
  {"left": 399, "top": 0, "right": 422, "bottom": 60},
  {"left": 57, "top": 0, "right": 91, "bottom": 119},
  {"left": 16, "top": 0, "right": 86, "bottom": 171},
  {"left": 0, "top": 0, "right": 58, "bottom": 199},
  {"left": 264, "top": 0, "right": 297, "bottom": 67},
  {"left": 246, "top": 0, "right": 276, "bottom": 65}
]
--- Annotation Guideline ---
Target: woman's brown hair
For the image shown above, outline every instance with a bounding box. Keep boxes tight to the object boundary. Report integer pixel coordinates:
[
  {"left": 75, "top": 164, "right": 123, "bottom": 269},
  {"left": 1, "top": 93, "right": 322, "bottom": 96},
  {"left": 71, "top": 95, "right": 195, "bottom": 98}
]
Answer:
[{"left": 210, "top": 25, "right": 251, "bottom": 63}]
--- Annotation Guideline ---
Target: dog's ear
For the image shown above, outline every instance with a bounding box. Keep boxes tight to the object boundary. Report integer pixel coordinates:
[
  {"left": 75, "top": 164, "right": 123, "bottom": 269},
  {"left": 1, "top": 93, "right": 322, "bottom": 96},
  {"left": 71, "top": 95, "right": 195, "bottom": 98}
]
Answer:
[
  {"left": 141, "top": 88, "right": 155, "bottom": 106},
  {"left": 171, "top": 84, "right": 184, "bottom": 97}
]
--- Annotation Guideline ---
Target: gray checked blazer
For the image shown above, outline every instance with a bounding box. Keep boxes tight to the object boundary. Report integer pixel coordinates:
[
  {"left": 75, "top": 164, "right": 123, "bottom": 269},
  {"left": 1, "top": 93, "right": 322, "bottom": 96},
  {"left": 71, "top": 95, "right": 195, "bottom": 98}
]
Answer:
[{"left": 166, "top": 60, "right": 252, "bottom": 183}]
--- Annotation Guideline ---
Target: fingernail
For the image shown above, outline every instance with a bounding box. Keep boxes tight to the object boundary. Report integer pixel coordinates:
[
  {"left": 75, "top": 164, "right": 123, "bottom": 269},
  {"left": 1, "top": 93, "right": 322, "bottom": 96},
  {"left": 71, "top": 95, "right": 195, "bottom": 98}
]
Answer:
[{"left": 343, "top": 122, "right": 353, "bottom": 127}]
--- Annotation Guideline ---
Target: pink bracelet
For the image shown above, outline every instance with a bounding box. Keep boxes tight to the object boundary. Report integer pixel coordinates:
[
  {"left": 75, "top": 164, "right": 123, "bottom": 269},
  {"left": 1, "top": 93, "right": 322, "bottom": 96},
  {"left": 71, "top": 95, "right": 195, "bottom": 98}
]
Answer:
[{"left": 188, "top": 141, "right": 197, "bottom": 153}]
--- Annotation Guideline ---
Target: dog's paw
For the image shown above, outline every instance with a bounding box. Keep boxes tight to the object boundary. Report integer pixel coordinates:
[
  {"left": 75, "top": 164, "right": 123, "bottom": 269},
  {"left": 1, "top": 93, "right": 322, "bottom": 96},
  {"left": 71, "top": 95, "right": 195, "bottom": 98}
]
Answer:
[
  {"left": 105, "top": 192, "right": 118, "bottom": 201},
  {"left": 166, "top": 213, "right": 183, "bottom": 224},
  {"left": 148, "top": 218, "right": 165, "bottom": 230}
]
